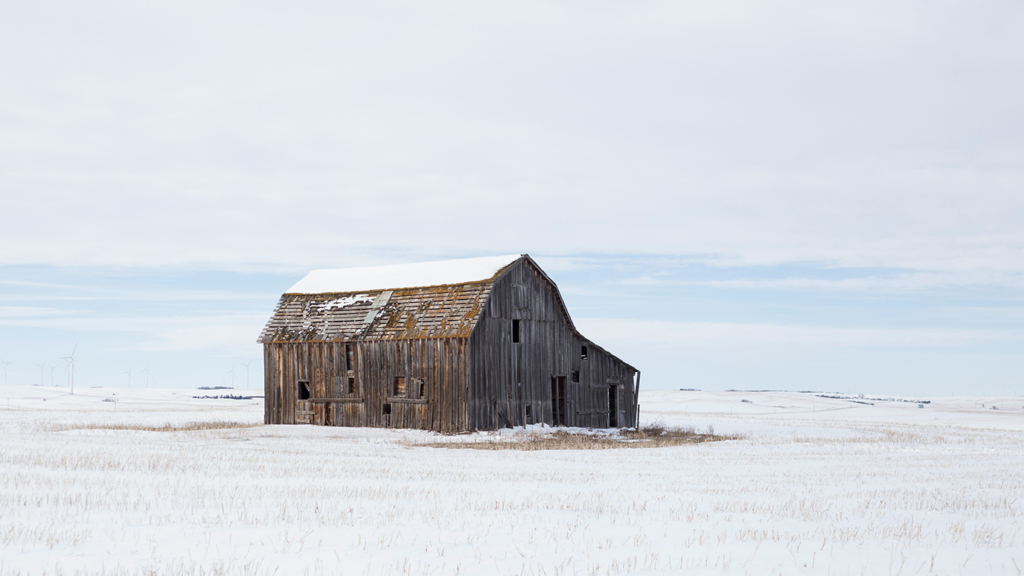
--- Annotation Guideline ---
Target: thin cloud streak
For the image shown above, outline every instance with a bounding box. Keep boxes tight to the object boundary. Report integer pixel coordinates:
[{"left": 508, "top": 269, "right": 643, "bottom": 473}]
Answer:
[
  {"left": 0, "top": 306, "right": 65, "bottom": 318},
  {"left": 0, "top": 312, "right": 266, "bottom": 356},
  {"left": 0, "top": 291, "right": 279, "bottom": 302},
  {"left": 620, "top": 272, "right": 1024, "bottom": 292},
  {"left": 576, "top": 318, "right": 1024, "bottom": 353}
]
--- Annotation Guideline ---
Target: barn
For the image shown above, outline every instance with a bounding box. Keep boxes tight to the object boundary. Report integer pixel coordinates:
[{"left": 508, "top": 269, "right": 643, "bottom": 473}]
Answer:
[{"left": 258, "top": 254, "right": 640, "bottom": 431}]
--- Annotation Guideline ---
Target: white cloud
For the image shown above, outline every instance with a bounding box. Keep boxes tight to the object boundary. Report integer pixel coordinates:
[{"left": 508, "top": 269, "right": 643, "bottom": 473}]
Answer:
[{"left": 0, "top": 1, "right": 1022, "bottom": 283}]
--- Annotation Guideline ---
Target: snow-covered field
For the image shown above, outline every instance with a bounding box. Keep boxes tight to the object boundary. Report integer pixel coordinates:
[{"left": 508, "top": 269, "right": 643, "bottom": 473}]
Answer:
[{"left": 2, "top": 386, "right": 1023, "bottom": 575}]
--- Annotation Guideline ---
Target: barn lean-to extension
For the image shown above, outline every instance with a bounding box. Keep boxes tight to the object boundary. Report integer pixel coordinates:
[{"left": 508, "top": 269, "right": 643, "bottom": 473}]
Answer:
[{"left": 258, "top": 254, "right": 639, "bottom": 431}]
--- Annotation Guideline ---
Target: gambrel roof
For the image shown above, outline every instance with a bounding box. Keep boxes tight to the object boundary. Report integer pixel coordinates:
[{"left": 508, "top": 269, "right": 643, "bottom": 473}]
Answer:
[
  {"left": 258, "top": 255, "right": 524, "bottom": 343},
  {"left": 258, "top": 254, "right": 634, "bottom": 371}
]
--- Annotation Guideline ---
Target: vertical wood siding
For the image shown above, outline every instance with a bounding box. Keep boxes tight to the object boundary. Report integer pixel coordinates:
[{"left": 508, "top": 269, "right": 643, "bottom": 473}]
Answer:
[
  {"left": 468, "top": 260, "right": 639, "bottom": 430},
  {"left": 262, "top": 338, "right": 470, "bottom": 431}
]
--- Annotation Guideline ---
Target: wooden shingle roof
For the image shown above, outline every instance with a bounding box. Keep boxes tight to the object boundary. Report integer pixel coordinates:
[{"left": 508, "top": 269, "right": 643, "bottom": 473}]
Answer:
[
  {"left": 257, "top": 283, "right": 493, "bottom": 342},
  {"left": 257, "top": 254, "right": 530, "bottom": 343}
]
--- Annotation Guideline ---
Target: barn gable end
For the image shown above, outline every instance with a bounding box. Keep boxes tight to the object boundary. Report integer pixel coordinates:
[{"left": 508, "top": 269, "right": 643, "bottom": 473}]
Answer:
[{"left": 468, "top": 257, "right": 638, "bottom": 430}]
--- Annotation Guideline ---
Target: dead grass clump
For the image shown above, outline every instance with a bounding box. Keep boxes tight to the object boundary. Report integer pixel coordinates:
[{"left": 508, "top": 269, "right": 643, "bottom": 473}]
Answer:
[
  {"left": 50, "top": 421, "right": 260, "bottom": 433},
  {"left": 418, "top": 424, "right": 743, "bottom": 451}
]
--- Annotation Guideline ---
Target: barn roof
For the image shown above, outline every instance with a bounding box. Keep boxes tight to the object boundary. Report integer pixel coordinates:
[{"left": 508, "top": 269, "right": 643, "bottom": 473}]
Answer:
[
  {"left": 259, "top": 255, "right": 523, "bottom": 343},
  {"left": 285, "top": 254, "right": 523, "bottom": 294}
]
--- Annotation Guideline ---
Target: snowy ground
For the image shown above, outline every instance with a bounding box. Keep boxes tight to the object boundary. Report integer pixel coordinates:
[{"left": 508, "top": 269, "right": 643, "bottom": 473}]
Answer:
[{"left": 1, "top": 386, "right": 1023, "bottom": 575}]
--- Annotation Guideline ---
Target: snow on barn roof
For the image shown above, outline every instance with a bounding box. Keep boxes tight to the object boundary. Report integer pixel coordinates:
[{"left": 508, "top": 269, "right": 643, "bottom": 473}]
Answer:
[{"left": 285, "top": 254, "right": 524, "bottom": 294}]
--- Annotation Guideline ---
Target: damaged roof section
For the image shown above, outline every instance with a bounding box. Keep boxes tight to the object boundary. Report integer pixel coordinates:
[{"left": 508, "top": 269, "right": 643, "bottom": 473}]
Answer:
[{"left": 258, "top": 283, "right": 492, "bottom": 343}]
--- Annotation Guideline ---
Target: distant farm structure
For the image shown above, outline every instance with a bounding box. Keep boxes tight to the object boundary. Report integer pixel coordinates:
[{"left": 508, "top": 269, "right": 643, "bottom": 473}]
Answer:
[{"left": 258, "top": 254, "right": 639, "bottom": 431}]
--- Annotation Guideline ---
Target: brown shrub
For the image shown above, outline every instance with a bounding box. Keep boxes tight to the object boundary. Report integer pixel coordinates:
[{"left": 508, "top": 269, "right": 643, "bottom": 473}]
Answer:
[{"left": 414, "top": 423, "right": 742, "bottom": 451}]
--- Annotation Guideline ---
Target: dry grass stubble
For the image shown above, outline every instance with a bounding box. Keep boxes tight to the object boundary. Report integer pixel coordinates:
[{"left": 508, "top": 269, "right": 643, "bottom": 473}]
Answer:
[
  {"left": 415, "top": 423, "right": 743, "bottom": 450},
  {"left": 45, "top": 421, "right": 261, "bottom": 433}
]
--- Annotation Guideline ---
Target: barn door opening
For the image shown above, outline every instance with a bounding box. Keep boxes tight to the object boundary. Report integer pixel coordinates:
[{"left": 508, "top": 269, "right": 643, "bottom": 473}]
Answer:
[
  {"left": 296, "top": 380, "right": 313, "bottom": 424},
  {"left": 608, "top": 385, "right": 618, "bottom": 428},
  {"left": 515, "top": 382, "right": 523, "bottom": 427},
  {"left": 550, "top": 376, "right": 566, "bottom": 427}
]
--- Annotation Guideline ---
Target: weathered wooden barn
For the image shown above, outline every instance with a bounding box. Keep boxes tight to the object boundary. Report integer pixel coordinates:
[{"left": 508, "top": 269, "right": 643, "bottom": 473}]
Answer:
[{"left": 258, "top": 254, "right": 639, "bottom": 431}]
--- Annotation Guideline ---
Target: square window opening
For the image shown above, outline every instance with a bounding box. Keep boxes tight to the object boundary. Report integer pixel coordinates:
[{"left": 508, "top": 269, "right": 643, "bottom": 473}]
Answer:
[
  {"left": 394, "top": 376, "right": 406, "bottom": 396},
  {"left": 382, "top": 403, "right": 392, "bottom": 415},
  {"left": 297, "top": 380, "right": 310, "bottom": 401},
  {"left": 347, "top": 377, "right": 356, "bottom": 395},
  {"left": 512, "top": 319, "right": 520, "bottom": 343},
  {"left": 571, "top": 371, "right": 580, "bottom": 383},
  {"left": 581, "top": 345, "right": 588, "bottom": 360}
]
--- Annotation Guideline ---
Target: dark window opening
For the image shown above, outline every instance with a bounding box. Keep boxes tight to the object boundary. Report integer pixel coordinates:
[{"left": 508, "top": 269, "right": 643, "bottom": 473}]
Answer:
[
  {"left": 347, "top": 377, "right": 356, "bottom": 395},
  {"left": 394, "top": 376, "right": 406, "bottom": 396},
  {"left": 525, "top": 405, "right": 532, "bottom": 421},
  {"left": 297, "top": 380, "right": 310, "bottom": 400},
  {"left": 581, "top": 345, "right": 588, "bottom": 360},
  {"left": 608, "top": 385, "right": 618, "bottom": 427},
  {"left": 382, "top": 403, "right": 391, "bottom": 415},
  {"left": 512, "top": 319, "right": 520, "bottom": 343},
  {"left": 571, "top": 371, "right": 580, "bottom": 383},
  {"left": 345, "top": 344, "right": 353, "bottom": 371}
]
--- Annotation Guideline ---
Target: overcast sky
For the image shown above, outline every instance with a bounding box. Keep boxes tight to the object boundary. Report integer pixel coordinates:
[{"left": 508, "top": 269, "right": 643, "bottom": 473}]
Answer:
[{"left": 2, "top": 1, "right": 1022, "bottom": 394}]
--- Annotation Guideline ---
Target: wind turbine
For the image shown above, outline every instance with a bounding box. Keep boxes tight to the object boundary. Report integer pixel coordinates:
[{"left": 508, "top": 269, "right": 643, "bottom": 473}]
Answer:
[
  {"left": 239, "top": 360, "right": 252, "bottom": 390},
  {"left": 226, "top": 364, "right": 235, "bottom": 388},
  {"left": 48, "top": 362, "right": 57, "bottom": 386},
  {"left": 35, "top": 363, "right": 45, "bottom": 386},
  {"left": 141, "top": 363, "right": 150, "bottom": 389},
  {"left": 0, "top": 358, "right": 11, "bottom": 386},
  {"left": 61, "top": 343, "right": 78, "bottom": 395},
  {"left": 124, "top": 365, "right": 132, "bottom": 388}
]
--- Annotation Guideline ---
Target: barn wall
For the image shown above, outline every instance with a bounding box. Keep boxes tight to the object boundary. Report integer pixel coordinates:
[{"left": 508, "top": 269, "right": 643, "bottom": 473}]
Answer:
[
  {"left": 262, "top": 338, "right": 469, "bottom": 431},
  {"left": 468, "top": 260, "right": 639, "bottom": 430}
]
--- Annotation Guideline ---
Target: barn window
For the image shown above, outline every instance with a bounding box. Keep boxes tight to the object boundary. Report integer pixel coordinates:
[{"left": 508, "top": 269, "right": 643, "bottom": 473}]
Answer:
[
  {"left": 571, "top": 371, "right": 580, "bottom": 383},
  {"left": 387, "top": 377, "right": 426, "bottom": 403},
  {"left": 581, "top": 345, "right": 588, "bottom": 360},
  {"left": 347, "top": 377, "right": 356, "bottom": 395},
  {"left": 345, "top": 344, "right": 353, "bottom": 371},
  {"left": 512, "top": 319, "right": 520, "bottom": 343},
  {"left": 297, "top": 380, "right": 310, "bottom": 400}
]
